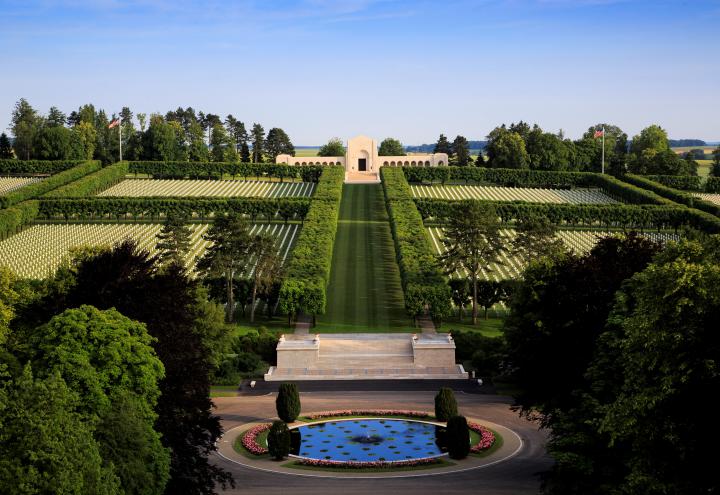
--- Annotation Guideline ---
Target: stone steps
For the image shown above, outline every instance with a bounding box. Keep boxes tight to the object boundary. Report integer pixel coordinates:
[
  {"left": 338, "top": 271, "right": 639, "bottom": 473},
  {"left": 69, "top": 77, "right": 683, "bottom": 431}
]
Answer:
[{"left": 265, "top": 365, "right": 468, "bottom": 381}]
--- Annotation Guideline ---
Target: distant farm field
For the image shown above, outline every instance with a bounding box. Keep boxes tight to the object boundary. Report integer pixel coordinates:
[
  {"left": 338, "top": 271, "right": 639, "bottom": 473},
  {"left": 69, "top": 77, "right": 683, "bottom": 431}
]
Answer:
[
  {"left": 426, "top": 227, "right": 679, "bottom": 281},
  {"left": 0, "top": 176, "right": 44, "bottom": 195},
  {"left": 294, "top": 148, "right": 320, "bottom": 157},
  {"left": 98, "top": 179, "right": 316, "bottom": 197},
  {"left": 0, "top": 222, "right": 300, "bottom": 279},
  {"left": 410, "top": 184, "right": 617, "bottom": 204}
]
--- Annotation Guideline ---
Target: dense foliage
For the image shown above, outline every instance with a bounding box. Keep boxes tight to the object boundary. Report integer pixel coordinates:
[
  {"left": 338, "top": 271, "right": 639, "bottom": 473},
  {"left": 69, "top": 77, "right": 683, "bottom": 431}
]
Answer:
[
  {"left": 381, "top": 168, "right": 451, "bottom": 319},
  {"left": 267, "top": 421, "right": 291, "bottom": 460},
  {"left": 446, "top": 416, "right": 470, "bottom": 460},
  {"left": 278, "top": 167, "right": 344, "bottom": 319},
  {"left": 0, "top": 200, "right": 40, "bottom": 240},
  {"left": 622, "top": 174, "right": 720, "bottom": 218},
  {"left": 45, "top": 161, "right": 129, "bottom": 197},
  {"left": 276, "top": 383, "right": 301, "bottom": 422},
  {"left": 0, "top": 159, "right": 87, "bottom": 174},
  {"left": 644, "top": 174, "right": 702, "bottom": 191},
  {"left": 434, "top": 387, "right": 458, "bottom": 421}
]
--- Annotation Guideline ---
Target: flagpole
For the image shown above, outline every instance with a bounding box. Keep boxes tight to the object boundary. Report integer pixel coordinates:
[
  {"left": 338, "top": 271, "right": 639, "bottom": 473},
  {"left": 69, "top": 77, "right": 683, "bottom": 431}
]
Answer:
[
  {"left": 601, "top": 126, "right": 605, "bottom": 174},
  {"left": 119, "top": 116, "right": 123, "bottom": 162}
]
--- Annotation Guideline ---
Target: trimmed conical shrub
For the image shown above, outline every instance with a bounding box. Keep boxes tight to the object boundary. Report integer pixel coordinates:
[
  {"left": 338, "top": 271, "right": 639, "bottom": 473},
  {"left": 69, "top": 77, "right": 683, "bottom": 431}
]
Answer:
[
  {"left": 267, "top": 420, "right": 291, "bottom": 460},
  {"left": 446, "top": 415, "right": 470, "bottom": 459},
  {"left": 434, "top": 387, "right": 458, "bottom": 422},
  {"left": 276, "top": 383, "right": 301, "bottom": 423}
]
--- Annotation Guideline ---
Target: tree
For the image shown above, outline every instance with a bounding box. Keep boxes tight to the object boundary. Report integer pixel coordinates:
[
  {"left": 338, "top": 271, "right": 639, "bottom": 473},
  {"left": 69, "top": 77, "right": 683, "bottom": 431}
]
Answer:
[
  {"left": 318, "top": 137, "right": 345, "bottom": 157},
  {"left": 475, "top": 151, "right": 485, "bottom": 166},
  {"left": 250, "top": 123, "right": 265, "bottom": 163},
  {"left": 210, "top": 123, "right": 236, "bottom": 162},
  {"left": 512, "top": 215, "right": 565, "bottom": 262},
  {"left": 475, "top": 280, "right": 503, "bottom": 320},
  {"left": 144, "top": 115, "right": 180, "bottom": 162},
  {"left": 196, "top": 215, "right": 252, "bottom": 323},
  {"left": 630, "top": 124, "right": 670, "bottom": 157},
  {"left": 485, "top": 127, "right": 529, "bottom": 168},
  {"left": 240, "top": 141, "right": 250, "bottom": 163},
  {"left": 449, "top": 278, "right": 471, "bottom": 321},
  {"left": 452, "top": 135, "right": 471, "bottom": 166},
  {"left": 526, "top": 127, "right": 572, "bottom": 171},
  {"left": 267, "top": 421, "right": 291, "bottom": 460},
  {"left": 224, "top": 115, "right": 247, "bottom": 153},
  {"left": 434, "top": 387, "right": 458, "bottom": 421},
  {"left": 46, "top": 106, "right": 67, "bottom": 127},
  {"left": 248, "top": 232, "right": 282, "bottom": 323},
  {"left": 276, "top": 383, "right": 301, "bottom": 423},
  {"left": 378, "top": 137, "right": 405, "bottom": 156},
  {"left": 446, "top": 416, "right": 470, "bottom": 460},
  {"left": 265, "top": 127, "right": 295, "bottom": 160},
  {"left": 11, "top": 98, "right": 41, "bottom": 159},
  {"left": 155, "top": 214, "right": 192, "bottom": 268},
  {"left": 34, "top": 125, "right": 74, "bottom": 160},
  {"left": 628, "top": 148, "right": 695, "bottom": 176},
  {"left": 0, "top": 133, "right": 13, "bottom": 158},
  {"left": 433, "top": 134, "right": 452, "bottom": 156},
  {"left": 0, "top": 367, "right": 121, "bottom": 495},
  {"left": 439, "top": 202, "right": 505, "bottom": 324},
  {"left": 18, "top": 242, "right": 234, "bottom": 494},
  {"left": 187, "top": 120, "right": 210, "bottom": 162},
  {"left": 74, "top": 121, "right": 97, "bottom": 160},
  {"left": 713, "top": 146, "right": 720, "bottom": 177}
]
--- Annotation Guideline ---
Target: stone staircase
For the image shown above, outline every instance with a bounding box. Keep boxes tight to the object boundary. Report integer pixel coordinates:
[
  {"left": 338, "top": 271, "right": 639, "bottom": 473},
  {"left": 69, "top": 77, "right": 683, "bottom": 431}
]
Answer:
[{"left": 264, "top": 333, "right": 468, "bottom": 381}]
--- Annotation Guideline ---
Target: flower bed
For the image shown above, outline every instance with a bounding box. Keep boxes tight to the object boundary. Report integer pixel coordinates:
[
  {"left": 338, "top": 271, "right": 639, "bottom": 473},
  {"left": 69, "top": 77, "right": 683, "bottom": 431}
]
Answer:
[
  {"left": 303, "top": 409, "right": 434, "bottom": 421},
  {"left": 241, "top": 423, "right": 271, "bottom": 455},
  {"left": 468, "top": 422, "right": 496, "bottom": 453},
  {"left": 294, "top": 457, "right": 443, "bottom": 469}
]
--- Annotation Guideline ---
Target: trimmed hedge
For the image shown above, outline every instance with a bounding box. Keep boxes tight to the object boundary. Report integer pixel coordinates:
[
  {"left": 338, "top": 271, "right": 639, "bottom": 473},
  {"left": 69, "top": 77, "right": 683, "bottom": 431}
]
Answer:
[
  {"left": 276, "top": 383, "right": 301, "bottom": 423},
  {"left": 446, "top": 416, "right": 470, "bottom": 460},
  {"left": 45, "top": 161, "right": 129, "bottom": 198},
  {"left": 645, "top": 175, "right": 702, "bottom": 191},
  {"left": 706, "top": 177, "right": 720, "bottom": 193},
  {"left": 415, "top": 198, "right": 720, "bottom": 233},
  {"left": 0, "top": 161, "right": 101, "bottom": 208},
  {"left": 382, "top": 168, "right": 451, "bottom": 319},
  {"left": 623, "top": 174, "right": 720, "bottom": 218},
  {"left": 127, "top": 161, "right": 324, "bottom": 182},
  {"left": 0, "top": 201, "right": 40, "bottom": 240},
  {"left": 278, "top": 167, "right": 344, "bottom": 317},
  {"left": 434, "top": 387, "right": 458, "bottom": 422},
  {"left": 38, "top": 197, "right": 310, "bottom": 222},
  {"left": 0, "top": 160, "right": 88, "bottom": 175}
]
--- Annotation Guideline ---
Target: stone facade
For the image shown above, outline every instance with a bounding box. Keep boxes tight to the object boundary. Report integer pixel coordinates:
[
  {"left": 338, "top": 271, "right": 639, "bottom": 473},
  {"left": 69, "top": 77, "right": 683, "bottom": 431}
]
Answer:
[{"left": 276, "top": 135, "right": 448, "bottom": 173}]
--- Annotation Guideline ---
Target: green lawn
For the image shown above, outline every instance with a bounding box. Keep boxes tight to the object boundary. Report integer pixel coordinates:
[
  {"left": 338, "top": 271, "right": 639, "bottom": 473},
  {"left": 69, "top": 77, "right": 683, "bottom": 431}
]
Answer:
[
  {"left": 439, "top": 316, "right": 504, "bottom": 338},
  {"left": 318, "top": 184, "right": 412, "bottom": 332}
]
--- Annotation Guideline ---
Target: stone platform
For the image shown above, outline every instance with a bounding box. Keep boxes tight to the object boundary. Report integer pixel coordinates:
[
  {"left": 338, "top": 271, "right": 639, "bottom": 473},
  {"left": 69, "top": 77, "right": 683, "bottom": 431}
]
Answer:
[{"left": 264, "top": 333, "right": 468, "bottom": 381}]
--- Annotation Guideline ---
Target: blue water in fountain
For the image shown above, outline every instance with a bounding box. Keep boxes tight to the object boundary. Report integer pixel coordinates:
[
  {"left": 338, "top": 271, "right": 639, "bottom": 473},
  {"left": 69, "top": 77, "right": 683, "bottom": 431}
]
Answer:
[{"left": 292, "top": 419, "right": 444, "bottom": 462}]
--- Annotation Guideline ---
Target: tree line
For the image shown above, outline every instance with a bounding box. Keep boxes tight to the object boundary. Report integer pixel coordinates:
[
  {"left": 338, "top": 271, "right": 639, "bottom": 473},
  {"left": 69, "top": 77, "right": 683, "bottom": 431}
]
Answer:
[{"left": 2, "top": 99, "right": 295, "bottom": 164}]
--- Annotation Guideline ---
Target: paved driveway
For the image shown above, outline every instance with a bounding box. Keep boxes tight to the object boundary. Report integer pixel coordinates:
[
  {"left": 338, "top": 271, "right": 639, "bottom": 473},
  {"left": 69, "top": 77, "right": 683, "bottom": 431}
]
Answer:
[{"left": 213, "top": 390, "right": 551, "bottom": 495}]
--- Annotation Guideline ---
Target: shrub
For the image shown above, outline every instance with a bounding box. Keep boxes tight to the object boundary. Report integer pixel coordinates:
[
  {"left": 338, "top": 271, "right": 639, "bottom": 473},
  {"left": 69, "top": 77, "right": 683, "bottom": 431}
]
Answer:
[
  {"left": 434, "top": 387, "right": 458, "bottom": 422},
  {"left": 276, "top": 383, "right": 301, "bottom": 423},
  {"left": 446, "top": 415, "right": 470, "bottom": 460},
  {"left": 267, "top": 420, "right": 291, "bottom": 460}
]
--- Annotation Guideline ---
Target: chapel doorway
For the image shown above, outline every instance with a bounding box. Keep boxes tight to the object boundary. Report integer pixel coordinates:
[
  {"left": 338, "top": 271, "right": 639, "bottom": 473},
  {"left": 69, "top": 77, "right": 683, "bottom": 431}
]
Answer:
[{"left": 358, "top": 158, "right": 367, "bottom": 171}]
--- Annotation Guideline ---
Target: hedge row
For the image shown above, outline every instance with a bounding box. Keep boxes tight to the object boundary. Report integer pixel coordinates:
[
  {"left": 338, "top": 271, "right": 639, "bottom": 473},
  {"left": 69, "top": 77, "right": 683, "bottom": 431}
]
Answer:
[
  {"left": 44, "top": 161, "right": 130, "bottom": 198},
  {"left": 704, "top": 177, "right": 720, "bottom": 193},
  {"left": 0, "top": 201, "right": 40, "bottom": 240},
  {"left": 127, "top": 161, "right": 324, "bottom": 182},
  {"left": 645, "top": 175, "right": 702, "bottom": 191},
  {"left": 401, "top": 166, "right": 669, "bottom": 206},
  {"left": 0, "top": 161, "right": 101, "bottom": 208},
  {"left": 37, "top": 197, "right": 311, "bottom": 222},
  {"left": 0, "top": 160, "right": 88, "bottom": 175},
  {"left": 278, "top": 167, "right": 344, "bottom": 317},
  {"left": 381, "top": 168, "right": 451, "bottom": 319},
  {"left": 415, "top": 198, "right": 720, "bottom": 234},
  {"left": 622, "top": 174, "right": 720, "bottom": 218}
]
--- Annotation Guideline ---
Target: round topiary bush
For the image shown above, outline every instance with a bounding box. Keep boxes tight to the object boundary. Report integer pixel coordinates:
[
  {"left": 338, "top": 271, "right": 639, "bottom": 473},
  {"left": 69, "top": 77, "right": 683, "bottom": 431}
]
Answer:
[
  {"left": 434, "top": 387, "right": 458, "bottom": 422},
  {"left": 276, "top": 382, "right": 301, "bottom": 423},
  {"left": 267, "top": 420, "right": 291, "bottom": 460},
  {"left": 446, "top": 415, "right": 470, "bottom": 460}
]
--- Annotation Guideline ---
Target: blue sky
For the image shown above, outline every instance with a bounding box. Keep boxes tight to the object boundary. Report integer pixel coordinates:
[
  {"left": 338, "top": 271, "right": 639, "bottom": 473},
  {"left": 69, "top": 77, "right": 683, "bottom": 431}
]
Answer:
[{"left": 1, "top": 0, "right": 719, "bottom": 144}]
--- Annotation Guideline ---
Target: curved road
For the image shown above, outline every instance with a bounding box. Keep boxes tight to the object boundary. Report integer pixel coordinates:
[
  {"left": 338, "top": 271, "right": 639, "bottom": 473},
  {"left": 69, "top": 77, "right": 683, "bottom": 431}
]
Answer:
[{"left": 213, "top": 391, "right": 551, "bottom": 495}]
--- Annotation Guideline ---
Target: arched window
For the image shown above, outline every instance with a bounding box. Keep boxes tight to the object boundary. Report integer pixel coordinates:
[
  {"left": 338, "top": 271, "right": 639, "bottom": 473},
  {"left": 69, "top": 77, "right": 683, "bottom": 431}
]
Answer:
[
  {"left": 425, "top": 160, "right": 431, "bottom": 167},
  {"left": 438, "top": 161, "right": 444, "bottom": 166},
  {"left": 411, "top": 161, "right": 417, "bottom": 166},
  {"left": 404, "top": 161, "right": 410, "bottom": 166},
  {"left": 390, "top": 161, "right": 396, "bottom": 166},
  {"left": 383, "top": 161, "right": 389, "bottom": 166},
  {"left": 301, "top": 162, "right": 307, "bottom": 166}
]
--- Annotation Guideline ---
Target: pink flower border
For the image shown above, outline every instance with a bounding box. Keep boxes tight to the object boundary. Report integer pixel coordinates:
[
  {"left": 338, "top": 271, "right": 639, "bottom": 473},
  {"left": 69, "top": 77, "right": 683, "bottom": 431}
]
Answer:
[
  {"left": 303, "top": 409, "right": 434, "bottom": 420},
  {"left": 241, "top": 423, "right": 271, "bottom": 455},
  {"left": 468, "top": 422, "right": 496, "bottom": 453}
]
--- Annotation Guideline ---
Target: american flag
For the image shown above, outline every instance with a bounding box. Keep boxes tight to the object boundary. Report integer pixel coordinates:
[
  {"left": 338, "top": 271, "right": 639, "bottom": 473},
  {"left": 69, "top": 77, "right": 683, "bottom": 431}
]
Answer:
[
  {"left": 593, "top": 129, "right": 604, "bottom": 138},
  {"left": 108, "top": 118, "right": 120, "bottom": 129}
]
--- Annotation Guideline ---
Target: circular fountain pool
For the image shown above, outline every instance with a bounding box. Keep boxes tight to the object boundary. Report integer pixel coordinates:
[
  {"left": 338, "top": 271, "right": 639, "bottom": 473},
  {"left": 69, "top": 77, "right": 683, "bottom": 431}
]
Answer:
[{"left": 291, "top": 419, "right": 444, "bottom": 462}]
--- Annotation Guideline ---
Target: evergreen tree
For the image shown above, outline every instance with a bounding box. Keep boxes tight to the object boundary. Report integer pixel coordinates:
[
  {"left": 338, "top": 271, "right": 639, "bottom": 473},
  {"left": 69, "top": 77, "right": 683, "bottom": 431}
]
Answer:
[
  {"left": 210, "top": 123, "right": 235, "bottom": 162},
  {"left": 434, "top": 387, "right": 458, "bottom": 421},
  {"left": 11, "top": 98, "right": 41, "bottom": 159},
  {"left": 155, "top": 214, "right": 192, "bottom": 268},
  {"left": 452, "top": 135, "right": 471, "bottom": 166},
  {"left": 240, "top": 142, "right": 250, "bottom": 163},
  {"left": 433, "top": 133, "right": 452, "bottom": 156},
  {"left": 187, "top": 120, "right": 209, "bottom": 162},
  {"left": 267, "top": 421, "right": 291, "bottom": 460},
  {"left": 248, "top": 232, "right": 282, "bottom": 323},
  {"left": 225, "top": 115, "right": 248, "bottom": 153},
  {"left": 446, "top": 416, "right": 470, "bottom": 460},
  {"left": 46, "top": 106, "right": 67, "bottom": 127},
  {"left": 265, "top": 127, "right": 295, "bottom": 161},
  {"left": 475, "top": 151, "right": 485, "bottom": 166},
  {"left": 275, "top": 383, "right": 301, "bottom": 422},
  {"left": 512, "top": 214, "right": 566, "bottom": 262},
  {"left": 251, "top": 123, "right": 265, "bottom": 163},
  {"left": 0, "top": 133, "right": 13, "bottom": 158}
]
